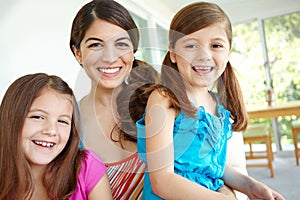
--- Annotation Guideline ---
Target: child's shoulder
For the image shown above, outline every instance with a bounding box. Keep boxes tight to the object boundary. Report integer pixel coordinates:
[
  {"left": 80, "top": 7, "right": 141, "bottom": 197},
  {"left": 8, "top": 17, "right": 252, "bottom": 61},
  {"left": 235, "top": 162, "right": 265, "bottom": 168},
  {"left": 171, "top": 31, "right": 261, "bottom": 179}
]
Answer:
[
  {"left": 82, "top": 150, "right": 105, "bottom": 166},
  {"left": 148, "top": 88, "right": 171, "bottom": 106},
  {"left": 78, "top": 149, "right": 106, "bottom": 177}
]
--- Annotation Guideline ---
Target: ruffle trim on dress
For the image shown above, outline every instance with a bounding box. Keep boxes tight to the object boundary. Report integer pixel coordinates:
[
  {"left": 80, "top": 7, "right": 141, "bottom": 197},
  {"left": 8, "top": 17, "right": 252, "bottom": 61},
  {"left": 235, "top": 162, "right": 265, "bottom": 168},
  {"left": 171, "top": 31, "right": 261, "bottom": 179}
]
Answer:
[{"left": 174, "top": 104, "right": 232, "bottom": 152}]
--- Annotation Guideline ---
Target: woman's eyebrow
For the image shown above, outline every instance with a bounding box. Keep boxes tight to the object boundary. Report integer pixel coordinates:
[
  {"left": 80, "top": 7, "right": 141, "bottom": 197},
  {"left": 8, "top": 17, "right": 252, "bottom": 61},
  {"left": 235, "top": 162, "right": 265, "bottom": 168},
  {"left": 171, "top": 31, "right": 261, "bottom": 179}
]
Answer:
[
  {"left": 85, "top": 37, "right": 131, "bottom": 44},
  {"left": 115, "top": 37, "right": 131, "bottom": 42},
  {"left": 85, "top": 37, "right": 103, "bottom": 44}
]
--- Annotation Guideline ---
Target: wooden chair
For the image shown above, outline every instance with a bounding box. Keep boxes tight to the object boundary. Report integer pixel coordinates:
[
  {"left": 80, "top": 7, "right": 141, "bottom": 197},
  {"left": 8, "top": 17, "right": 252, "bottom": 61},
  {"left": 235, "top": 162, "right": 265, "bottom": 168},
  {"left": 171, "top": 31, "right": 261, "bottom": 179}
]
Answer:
[
  {"left": 292, "top": 120, "right": 300, "bottom": 166},
  {"left": 243, "top": 123, "right": 274, "bottom": 177}
]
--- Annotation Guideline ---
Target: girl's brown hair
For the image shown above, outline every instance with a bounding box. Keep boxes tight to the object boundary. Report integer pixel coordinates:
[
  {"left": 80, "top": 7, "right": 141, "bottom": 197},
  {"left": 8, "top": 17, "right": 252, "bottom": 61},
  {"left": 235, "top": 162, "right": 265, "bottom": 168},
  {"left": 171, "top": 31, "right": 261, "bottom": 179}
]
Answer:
[
  {"left": 0, "top": 73, "right": 84, "bottom": 199},
  {"left": 161, "top": 2, "right": 248, "bottom": 131}
]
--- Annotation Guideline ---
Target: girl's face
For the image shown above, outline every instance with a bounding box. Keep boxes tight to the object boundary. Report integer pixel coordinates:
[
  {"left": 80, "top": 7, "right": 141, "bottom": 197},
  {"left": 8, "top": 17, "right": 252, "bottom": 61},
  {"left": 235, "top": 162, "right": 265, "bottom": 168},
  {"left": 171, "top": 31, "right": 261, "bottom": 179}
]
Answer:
[
  {"left": 73, "top": 19, "right": 134, "bottom": 90},
  {"left": 170, "top": 23, "right": 230, "bottom": 89},
  {"left": 21, "top": 89, "right": 73, "bottom": 168}
]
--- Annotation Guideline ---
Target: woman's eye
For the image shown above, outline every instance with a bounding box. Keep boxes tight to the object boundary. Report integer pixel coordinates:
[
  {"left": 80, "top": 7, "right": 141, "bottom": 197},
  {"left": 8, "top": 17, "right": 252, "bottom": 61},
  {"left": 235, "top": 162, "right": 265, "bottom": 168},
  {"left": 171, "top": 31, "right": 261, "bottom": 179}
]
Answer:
[
  {"left": 116, "top": 42, "right": 130, "bottom": 49},
  {"left": 87, "top": 43, "right": 103, "bottom": 49}
]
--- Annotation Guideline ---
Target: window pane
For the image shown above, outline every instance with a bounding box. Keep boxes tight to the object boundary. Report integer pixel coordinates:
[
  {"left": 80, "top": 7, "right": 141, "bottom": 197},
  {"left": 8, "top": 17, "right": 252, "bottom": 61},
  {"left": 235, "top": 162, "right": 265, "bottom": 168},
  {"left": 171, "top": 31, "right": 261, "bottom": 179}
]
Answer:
[
  {"left": 156, "top": 24, "right": 168, "bottom": 63},
  {"left": 231, "top": 21, "right": 266, "bottom": 107},
  {"left": 263, "top": 11, "right": 300, "bottom": 103},
  {"left": 129, "top": 12, "right": 152, "bottom": 62}
]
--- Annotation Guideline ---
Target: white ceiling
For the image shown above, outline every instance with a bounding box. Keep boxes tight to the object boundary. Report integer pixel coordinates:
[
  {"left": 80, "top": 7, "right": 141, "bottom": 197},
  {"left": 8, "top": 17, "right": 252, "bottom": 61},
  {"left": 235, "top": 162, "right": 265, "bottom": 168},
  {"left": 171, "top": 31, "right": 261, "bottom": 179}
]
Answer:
[
  {"left": 162, "top": 0, "right": 248, "bottom": 12},
  {"left": 121, "top": 0, "right": 300, "bottom": 25}
]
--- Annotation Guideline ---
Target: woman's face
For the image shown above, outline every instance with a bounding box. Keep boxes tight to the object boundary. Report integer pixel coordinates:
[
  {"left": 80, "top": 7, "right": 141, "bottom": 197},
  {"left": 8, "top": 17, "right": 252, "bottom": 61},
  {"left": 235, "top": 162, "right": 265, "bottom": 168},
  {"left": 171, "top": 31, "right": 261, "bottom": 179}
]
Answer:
[
  {"left": 73, "top": 19, "right": 134, "bottom": 90},
  {"left": 170, "top": 23, "right": 230, "bottom": 89},
  {"left": 21, "top": 89, "right": 73, "bottom": 168}
]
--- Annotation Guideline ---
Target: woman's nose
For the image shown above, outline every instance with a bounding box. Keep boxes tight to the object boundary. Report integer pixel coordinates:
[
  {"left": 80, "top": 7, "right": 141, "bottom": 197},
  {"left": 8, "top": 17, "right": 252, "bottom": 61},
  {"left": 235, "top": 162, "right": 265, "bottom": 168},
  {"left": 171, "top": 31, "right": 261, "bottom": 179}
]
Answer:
[{"left": 102, "top": 45, "right": 118, "bottom": 63}]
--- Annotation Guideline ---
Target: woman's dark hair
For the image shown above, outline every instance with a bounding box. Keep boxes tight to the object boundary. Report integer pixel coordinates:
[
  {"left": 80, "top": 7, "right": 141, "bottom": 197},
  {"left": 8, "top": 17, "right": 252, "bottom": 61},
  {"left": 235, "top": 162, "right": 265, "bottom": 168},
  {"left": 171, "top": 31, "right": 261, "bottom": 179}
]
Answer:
[
  {"left": 70, "top": 0, "right": 161, "bottom": 146},
  {"left": 115, "top": 60, "right": 160, "bottom": 146},
  {"left": 70, "top": 0, "right": 139, "bottom": 54},
  {"left": 0, "top": 73, "right": 84, "bottom": 199}
]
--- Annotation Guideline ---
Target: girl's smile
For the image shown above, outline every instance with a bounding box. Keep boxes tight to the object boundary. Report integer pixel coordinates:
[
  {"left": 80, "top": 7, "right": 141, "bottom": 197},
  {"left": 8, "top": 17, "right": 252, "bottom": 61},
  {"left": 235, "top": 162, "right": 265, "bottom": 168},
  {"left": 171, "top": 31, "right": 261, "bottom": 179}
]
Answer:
[
  {"left": 21, "top": 89, "right": 73, "bottom": 168},
  {"left": 171, "top": 23, "right": 230, "bottom": 88}
]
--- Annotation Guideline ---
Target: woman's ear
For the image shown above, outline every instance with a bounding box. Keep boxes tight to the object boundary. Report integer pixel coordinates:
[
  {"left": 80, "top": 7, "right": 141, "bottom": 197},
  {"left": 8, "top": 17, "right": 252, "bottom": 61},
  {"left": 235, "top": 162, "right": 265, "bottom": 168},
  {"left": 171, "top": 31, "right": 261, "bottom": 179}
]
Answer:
[
  {"left": 169, "top": 45, "right": 176, "bottom": 63},
  {"left": 72, "top": 45, "right": 82, "bottom": 64}
]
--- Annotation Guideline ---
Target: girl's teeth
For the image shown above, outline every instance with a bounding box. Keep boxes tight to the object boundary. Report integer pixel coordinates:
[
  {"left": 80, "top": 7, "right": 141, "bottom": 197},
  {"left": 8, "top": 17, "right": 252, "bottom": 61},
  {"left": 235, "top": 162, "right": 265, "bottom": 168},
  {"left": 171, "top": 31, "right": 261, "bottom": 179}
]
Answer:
[
  {"left": 194, "top": 67, "right": 210, "bottom": 70},
  {"left": 35, "top": 141, "right": 54, "bottom": 147}
]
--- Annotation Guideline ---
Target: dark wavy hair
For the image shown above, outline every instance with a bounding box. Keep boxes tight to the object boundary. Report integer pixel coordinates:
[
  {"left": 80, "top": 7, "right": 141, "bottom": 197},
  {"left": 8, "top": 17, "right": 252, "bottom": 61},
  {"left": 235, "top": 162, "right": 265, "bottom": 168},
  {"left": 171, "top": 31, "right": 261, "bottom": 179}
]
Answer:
[
  {"left": 70, "top": 0, "right": 139, "bottom": 54},
  {"left": 69, "top": 0, "right": 161, "bottom": 147},
  {"left": 0, "top": 73, "right": 84, "bottom": 199},
  {"left": 115, "top": 60, "right": 160, "bottom": 147}
]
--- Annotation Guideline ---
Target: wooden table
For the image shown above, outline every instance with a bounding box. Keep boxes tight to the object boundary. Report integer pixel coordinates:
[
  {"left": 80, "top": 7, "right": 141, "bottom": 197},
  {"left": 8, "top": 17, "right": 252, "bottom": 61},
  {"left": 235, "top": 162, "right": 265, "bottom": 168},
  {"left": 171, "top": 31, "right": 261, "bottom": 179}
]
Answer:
[
  {"left": 247, "top": 100, "right": 300, "bottom": 151},
  {"left": 247, "top": 100, "right": 300, "bottom": 119}
]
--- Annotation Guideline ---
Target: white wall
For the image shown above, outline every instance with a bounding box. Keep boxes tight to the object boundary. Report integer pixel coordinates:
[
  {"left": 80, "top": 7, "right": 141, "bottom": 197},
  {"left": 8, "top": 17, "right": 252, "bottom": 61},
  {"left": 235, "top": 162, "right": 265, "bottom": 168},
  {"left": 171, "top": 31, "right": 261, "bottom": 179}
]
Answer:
[
  {"left": 0, "top": 0, "right": 91, "bottom": 100},
  {"left": 1, "top": 0, "right": 299, "bottom": 100}
]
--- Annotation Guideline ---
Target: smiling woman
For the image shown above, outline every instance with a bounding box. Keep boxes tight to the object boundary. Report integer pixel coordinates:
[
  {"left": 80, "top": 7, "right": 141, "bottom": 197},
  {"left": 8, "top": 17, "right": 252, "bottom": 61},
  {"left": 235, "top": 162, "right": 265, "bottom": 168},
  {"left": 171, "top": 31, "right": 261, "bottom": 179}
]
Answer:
[
  {"left": 69, "top": 0, "right": 160, "bottom": 199},
  {"left": 72, "top": 18, "right": 135, "bottom": 89}
]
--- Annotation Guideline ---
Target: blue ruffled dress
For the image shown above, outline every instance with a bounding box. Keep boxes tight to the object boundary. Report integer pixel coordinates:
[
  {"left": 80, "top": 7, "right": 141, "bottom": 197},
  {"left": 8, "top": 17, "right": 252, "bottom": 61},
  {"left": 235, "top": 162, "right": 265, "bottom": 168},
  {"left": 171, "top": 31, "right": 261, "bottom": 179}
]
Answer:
[{"left": 137, "top": 103, "right": 233, "bottom": 200}]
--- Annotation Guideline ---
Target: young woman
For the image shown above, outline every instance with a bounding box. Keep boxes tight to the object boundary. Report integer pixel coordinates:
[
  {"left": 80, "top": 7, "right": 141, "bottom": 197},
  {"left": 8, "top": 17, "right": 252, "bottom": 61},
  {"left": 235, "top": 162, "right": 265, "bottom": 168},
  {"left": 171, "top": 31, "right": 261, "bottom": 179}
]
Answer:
[
  {"left": 136, "top": 2, "right": 285, "bottom": 200},
  {"left": 0, "top": 73, "right": 112, "bottom": 200},
  {"left": 69, "top": 0, "right": 159, "bottom": 199}
]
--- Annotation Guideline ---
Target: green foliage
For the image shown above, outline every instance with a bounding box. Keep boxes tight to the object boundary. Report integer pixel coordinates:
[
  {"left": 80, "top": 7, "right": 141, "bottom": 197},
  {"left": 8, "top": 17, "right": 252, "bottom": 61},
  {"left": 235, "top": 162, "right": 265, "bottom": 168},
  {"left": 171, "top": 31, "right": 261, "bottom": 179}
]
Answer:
[{"left": 232, "top": 11, "right": 300, "bottom": 143}]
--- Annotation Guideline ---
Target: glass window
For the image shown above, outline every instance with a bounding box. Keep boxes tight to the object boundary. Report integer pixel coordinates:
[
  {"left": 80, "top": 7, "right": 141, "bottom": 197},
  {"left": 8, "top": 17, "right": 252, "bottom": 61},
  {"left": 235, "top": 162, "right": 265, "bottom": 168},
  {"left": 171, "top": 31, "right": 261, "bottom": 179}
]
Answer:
[
  {"left": 232, "top": 11, "right": 300, "bottom": 149},
  {"left": 263, "top": 11, "right": 300, "bottom": 103},
  {"left": 156, "top": 24, "right": 168, "bottom": 63},
  {"left": 129, "top": 12, "right": 150, "bottom": 62},
  {"left": 231, "top": 20, "right": 266, "bottom": 107},
  {"left": 130, "top": 11, "right": 168, "bottom": 71}
]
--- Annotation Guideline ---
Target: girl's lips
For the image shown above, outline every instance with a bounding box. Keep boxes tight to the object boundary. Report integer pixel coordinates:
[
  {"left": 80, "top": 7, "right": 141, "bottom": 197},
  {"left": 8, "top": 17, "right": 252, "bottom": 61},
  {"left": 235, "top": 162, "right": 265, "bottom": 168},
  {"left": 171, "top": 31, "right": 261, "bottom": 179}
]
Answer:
[{"left": 192, "top": 65, "right": 214, "bottom": 73}]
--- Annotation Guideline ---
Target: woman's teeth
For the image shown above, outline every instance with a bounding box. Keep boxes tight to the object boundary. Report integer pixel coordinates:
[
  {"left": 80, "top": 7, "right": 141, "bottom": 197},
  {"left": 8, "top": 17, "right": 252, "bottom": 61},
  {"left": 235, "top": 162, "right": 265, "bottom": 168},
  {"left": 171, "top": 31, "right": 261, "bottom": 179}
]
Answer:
[{"left": 98, "top": 67, "right": 120, "bottom": 74}]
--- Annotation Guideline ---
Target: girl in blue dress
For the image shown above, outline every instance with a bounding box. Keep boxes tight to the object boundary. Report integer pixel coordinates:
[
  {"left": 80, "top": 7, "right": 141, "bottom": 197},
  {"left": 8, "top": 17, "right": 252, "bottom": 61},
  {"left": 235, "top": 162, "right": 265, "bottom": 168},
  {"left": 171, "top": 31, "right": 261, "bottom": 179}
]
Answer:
[{"left": 135, "top": 2, "right": 285, "bottom": 200}]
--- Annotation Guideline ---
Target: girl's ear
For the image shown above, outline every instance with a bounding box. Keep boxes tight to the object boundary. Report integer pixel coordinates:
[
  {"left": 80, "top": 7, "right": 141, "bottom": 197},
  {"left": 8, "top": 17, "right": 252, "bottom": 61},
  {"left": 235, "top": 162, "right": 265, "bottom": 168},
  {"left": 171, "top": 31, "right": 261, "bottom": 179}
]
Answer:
[
  {"left": 72, "top": 45, "right": 82, "bottom": 64},
  {"left": 169, "top": 45, "right": 176, "bottom": 63}
]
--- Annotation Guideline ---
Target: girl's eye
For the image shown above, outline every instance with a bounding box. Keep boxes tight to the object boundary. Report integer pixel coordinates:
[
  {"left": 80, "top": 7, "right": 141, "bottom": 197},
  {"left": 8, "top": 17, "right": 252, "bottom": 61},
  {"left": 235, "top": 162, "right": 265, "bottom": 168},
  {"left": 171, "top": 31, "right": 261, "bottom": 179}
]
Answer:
[
  {"left": 30, "top": 115, "right": 44, "bottom": 120},
  {"left": 212, "top": 44, "right": 223, "bottom": 48},
  {"left": 185, "top": 44, "right": 198, "bottom": 48},
  {"left": 58, "top": 119, "right": 70, "bottom": 125}
]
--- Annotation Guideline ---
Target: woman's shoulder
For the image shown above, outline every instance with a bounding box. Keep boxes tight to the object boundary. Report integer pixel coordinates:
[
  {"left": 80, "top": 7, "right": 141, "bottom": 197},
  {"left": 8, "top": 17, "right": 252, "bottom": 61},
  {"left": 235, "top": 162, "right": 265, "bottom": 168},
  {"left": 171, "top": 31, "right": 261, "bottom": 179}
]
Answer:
[{"left": 105, "top": 152, "right": 143, "bottom": 167}]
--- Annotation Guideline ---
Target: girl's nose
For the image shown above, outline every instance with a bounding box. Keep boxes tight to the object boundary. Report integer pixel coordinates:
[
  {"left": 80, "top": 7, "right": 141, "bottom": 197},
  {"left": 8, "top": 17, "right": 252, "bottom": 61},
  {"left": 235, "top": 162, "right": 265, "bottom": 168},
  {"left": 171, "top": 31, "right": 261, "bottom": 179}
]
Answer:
[
  {"left": 42, "top": 121, "right": 57, "bottom": 136},
  {"left": 196, "top": 47, "right": 211, "bottom": 61}
]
